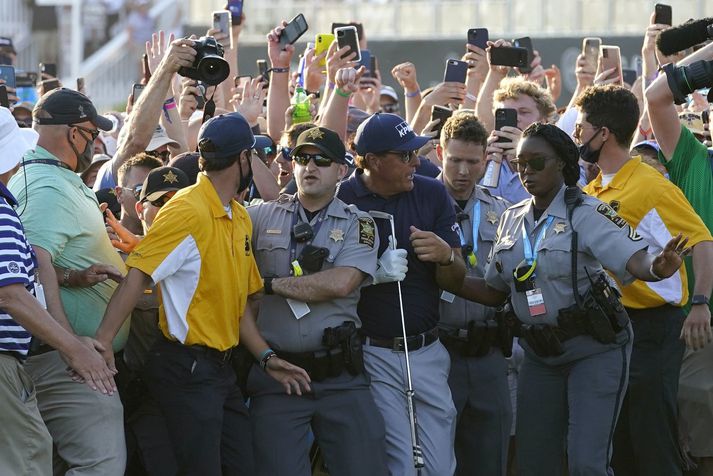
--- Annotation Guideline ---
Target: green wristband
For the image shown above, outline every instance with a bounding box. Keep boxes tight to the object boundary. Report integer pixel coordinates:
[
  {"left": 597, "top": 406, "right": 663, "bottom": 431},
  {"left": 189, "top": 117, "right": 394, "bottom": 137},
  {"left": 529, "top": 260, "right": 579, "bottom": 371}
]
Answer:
[{"left": 335, "top": 88, "right": 351, "bottom": 98}]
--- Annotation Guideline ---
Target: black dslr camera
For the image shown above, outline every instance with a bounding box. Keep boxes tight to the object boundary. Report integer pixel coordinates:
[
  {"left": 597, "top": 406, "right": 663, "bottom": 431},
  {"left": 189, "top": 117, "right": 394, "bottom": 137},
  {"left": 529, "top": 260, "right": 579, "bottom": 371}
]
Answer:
[{"left": 178, "top": 36, "right": 230, "bottom": 86}]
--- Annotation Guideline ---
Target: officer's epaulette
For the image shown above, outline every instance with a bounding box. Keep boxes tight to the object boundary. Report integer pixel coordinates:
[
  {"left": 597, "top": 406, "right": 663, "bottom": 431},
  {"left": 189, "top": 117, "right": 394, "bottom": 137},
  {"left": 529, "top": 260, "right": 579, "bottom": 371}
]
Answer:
[
  {"left": 275, "top": 193, "right": 296, "bottom": 204},
  {"left": 344, "top": 203, "right": 361, "bottom": 215}
]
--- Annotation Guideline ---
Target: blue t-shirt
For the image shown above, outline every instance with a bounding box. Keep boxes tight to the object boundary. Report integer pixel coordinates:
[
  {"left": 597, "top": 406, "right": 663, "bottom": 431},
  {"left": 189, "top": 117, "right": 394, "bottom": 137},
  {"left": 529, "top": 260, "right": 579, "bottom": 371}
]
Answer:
[
  {"left": 337, "top": 170, "right": 461, "bottom": 338},
  {"left": 416, "top": 156, "right": 440, "bottom": 178},
  {"left": 0, "top": 182, "right": 37, "bottom": 356}
]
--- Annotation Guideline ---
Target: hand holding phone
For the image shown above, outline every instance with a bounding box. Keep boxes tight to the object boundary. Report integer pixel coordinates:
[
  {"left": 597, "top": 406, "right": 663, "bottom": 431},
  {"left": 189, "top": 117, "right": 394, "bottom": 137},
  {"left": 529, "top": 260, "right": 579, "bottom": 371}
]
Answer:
[
  {"left": 654, "top": 3, "right": 672, "bottom": 25},
  {"left": 431, "top": 106, "right": 453, "bottom": 138},
  {"left": 489, "top": 46, "right": 528, "bottom": 69},
  {"left": 599, "top": 45, "right": 623, "bottom": 86},
  {"left": 443, "top": 59, "right": 468, "bottom": 84},
  {"left": 467, "top": 28, "right": 489, "bottom": 50},
  {"left": 495, "top": 108, "right": 518, "bottom": 143},
  {"left": 227, "top": 0, "right": 244, "bottom": 25},
  {"left": 582, "top": 37, "right": 601, "bottom": 73},
  {"left": 513, "top": 37, "right": 534, "bottom": 74},
  {"left": 39, "top": 62, "right": 57, "bottom": 79},
  {"left": 279, "top": 14, "right": 309, "bottom": 49},
  {"left": 335, "top": 26, "right": 360, "bottom": 61}
]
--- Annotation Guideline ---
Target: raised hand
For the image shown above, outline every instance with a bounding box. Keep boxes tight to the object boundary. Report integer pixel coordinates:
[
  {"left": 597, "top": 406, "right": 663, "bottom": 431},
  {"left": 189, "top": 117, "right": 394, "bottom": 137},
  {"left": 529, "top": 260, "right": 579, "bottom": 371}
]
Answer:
[{"left": 146, "top": 30, "right": 176, "bottom": 76}]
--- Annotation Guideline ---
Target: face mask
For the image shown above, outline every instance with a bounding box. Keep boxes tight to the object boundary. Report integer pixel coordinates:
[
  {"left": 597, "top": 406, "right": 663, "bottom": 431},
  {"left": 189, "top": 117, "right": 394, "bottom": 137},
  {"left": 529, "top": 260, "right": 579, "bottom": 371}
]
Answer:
[
  {"left": 577, "top": 128, "right": 603, "bottom": 164},
  {"left": 68, "top": 130, "right": 94, "bottom": 173},
  {"left": 237, "top": 153, "right": 253, "bottom": 194}
]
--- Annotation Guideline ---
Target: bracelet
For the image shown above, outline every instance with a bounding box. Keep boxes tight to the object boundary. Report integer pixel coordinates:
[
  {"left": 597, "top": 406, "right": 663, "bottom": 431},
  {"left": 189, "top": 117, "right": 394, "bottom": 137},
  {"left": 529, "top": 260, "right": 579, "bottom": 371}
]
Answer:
[
  {"left": 259, "top": 348, "right": 274, "bottom": 362},
  {"left": 465, "top": 92, "right": 477, "bottom": 102},
  {"left": 163, "top": 97, "right": 176, "bottom": 107},
  {"left": 328, "top": 82, "right": 336, "bottom": 90},
  {"left": 269, "top": 67, "right": 289, "bottom": 74},
  {"left": 260, "top": 350, "right": 277, "bottom": 371},
  {"left": 405, "top": 89, "right": 420, "bottom": 98},
  {"left": 649, "top": 262, "right": 663, "bottom": 281},
  {"left": 264, "top": 277, "right": 274, "bottom": 295},
  {"left": 440, "top": 249, "right": 455, "bottom": 267},
  {"left": 62, "top": 268, "right": 72, "bottom": 287},
  {"left": 335, "top": 88, "right": 351, "bottom": 98}
]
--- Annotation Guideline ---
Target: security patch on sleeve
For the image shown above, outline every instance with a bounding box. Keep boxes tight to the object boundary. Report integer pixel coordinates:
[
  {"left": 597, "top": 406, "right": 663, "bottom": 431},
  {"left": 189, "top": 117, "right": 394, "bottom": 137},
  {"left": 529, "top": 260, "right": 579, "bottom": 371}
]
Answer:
[
  {"left": 596, "top": 203, "right": 628, "bottom": 229},
  {"left": 358, "top": 217, "right": 376, "bottom": 248}
]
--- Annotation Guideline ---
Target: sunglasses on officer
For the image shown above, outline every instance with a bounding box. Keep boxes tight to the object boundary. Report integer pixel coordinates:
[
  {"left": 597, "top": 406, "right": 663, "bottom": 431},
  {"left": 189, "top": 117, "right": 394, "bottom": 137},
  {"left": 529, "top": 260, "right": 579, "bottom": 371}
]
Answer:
[
  {"left": 293, "top": 153, "right": 334, "bottom": 167},
  {"left": 511, "top": 155, "right": 557, "bottom": 172}
]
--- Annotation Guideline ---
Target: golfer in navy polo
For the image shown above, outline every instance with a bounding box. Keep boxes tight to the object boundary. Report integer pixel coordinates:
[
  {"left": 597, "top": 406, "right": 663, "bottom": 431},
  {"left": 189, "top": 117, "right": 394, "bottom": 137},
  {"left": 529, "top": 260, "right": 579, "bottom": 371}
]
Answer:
[{"left": 337, "top": 113, "right": 466, "bottom": 476}]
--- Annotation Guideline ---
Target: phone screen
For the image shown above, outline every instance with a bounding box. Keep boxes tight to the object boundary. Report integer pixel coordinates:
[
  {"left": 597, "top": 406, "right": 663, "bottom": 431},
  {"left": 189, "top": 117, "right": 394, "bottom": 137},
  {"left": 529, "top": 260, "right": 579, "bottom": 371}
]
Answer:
[
  {"left": 227, "top": 0, "right": 243, "bottom": 25},
  {"left": 235, "top": 75, "right": 252, "bottom": 89}
]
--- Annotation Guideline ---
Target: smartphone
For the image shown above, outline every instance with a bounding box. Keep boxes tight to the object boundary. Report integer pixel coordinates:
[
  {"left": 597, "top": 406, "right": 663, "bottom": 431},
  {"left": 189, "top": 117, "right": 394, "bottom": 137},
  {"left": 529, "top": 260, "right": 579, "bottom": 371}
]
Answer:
[
  {"left": 39, "top": 62, "right": 57, "bottom": 78},
  {"left": 654, "top": 3, "right": 672, "bottom": 25},
  {"left": 227, "top": 0, "right": 243, "bottom": 25},
  {"left": 234, "top": 74, "right": 252, "bottom": 89},
  {"left": 213, "top": 11, "right": 231, "bottom": 34},
  {"left": 279, "top": 13, "right": 309, "bottom": 48},
  {"left": 443, "top": 59, "right": 468, "bottom": 83},
  {"left": 369, "top": 55, "right": 377, "bottom": 78},
  {"left": 582, "top": 37, "right": 601, "bottom": 72},
  {"left": 315, "top": 33, "right": 334, "bottom": 67},
  {"left": 600, "top": 45, "right": 623, "bottom": 86},
  {"left": 358, "top": 49, "right": 371, "bottom": 74},
  {"left": 142, "top": 53, "right": 151, "bottom": 81},
  {"left": 256, "top": 59, "right": 269, "bottom": 87},
  {"left": 132, "top": 83, "right": 145, "bottom": 103},
  {"left": 76, "top": 77, "right": 85, "bottom": 91},
  {"left": 431, "top": 106, "right": 453, "bottom": 137},
  {"left": 331, "top": 22, "right": 363, "bottom": 41},
  {"left": 41, "top": 78, "right": 60, "bottom": 92},
  {"left": 495, "top": 108, "right": 518, "bottom": 143},
  {"left": 335, "top": 26, "right": 360, "bottom": 61},
  {"left": 194, "top": 82, "right": 206, "bottom": 109},
  {"left": 467, "top": 28, "right": 489, "bottom": 50},
  {"left": 622, "top": 69, "right": 637, "bottom": 86},
  {"left": 0, "top": 85, "right": 8, "bottom": 108},
  {"left": 489, "top": 46, "right": 528, "bottom": 68},
  {"left": 513, "top": 37, "right": 534, "bottom": 74},
  {"left": 0, "top": 65, "right": 16, "bottom": 89},
  {"left": 15, "top": 72, "right": 38, "bottom": 104}
]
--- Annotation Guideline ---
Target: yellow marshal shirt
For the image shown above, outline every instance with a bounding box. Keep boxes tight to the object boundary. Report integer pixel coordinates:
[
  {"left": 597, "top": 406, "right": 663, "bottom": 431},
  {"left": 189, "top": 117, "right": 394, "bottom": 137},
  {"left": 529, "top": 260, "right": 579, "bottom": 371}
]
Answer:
[
  {"left": 126, "top": 173, "right": 263, "bottom": 350},
  {"left": 584, "top": 156, "right": 713, "bottom": 309}
]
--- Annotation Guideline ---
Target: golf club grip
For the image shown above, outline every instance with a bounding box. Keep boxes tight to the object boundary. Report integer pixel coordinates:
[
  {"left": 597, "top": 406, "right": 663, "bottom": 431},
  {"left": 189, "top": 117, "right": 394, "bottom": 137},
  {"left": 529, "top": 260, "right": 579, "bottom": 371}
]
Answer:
[{"left": 407, "top": 392, "right": 425, "bottom": 468}]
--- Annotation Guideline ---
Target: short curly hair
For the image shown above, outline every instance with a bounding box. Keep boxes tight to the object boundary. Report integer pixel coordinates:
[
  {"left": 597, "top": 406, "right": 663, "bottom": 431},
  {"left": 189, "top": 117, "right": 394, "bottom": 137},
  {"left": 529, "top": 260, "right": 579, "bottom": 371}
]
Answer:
[
  {"left": 574, "top": 85, "right": 639, "bottom": 147},
  {"left": 521, "top": 123, "right": 581, "bottom": 186},
  {"left": 440, "top": 111, "right": 488, "bottom": 149},
  {"left": 117, "top": 153, "right": 163, "bottom": 187},
  {"left": 494, "top": 77, "right": 556, "bottom": 122}
]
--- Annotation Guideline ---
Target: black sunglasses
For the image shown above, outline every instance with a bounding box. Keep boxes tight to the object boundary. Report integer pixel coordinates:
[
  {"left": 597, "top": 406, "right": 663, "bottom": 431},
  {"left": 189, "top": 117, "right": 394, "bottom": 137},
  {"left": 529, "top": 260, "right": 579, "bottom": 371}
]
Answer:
[
  {"left": 511, "top": 156, "right": 556, "bottom": 172},
  {"left": 69, "top": 124, "right": 100, "bottom": 141},
  {"left": 382, "top": 150, "right": 417, "bottom": 164},
  {"left": 293, "top": 153, "right": 334, "bottom": 167},
  {"left": 143, "top": 191, "right": 176, "bottom": 208}
]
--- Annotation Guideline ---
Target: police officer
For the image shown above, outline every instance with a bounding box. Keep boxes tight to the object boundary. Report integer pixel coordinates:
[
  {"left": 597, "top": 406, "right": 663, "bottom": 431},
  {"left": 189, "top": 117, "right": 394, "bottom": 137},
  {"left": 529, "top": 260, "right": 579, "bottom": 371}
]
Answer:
[
  {"left": 435, "top": 111, "right": 512, "bottom": 476},
  {"left": 241, "top": 126, "right": 388, "bottom": 476},
  {"left": 465, "top": 123, "right": 690, "bottom": 476},
  {"left": 337, "top": 112, "right": 466, "bottom": 476}
]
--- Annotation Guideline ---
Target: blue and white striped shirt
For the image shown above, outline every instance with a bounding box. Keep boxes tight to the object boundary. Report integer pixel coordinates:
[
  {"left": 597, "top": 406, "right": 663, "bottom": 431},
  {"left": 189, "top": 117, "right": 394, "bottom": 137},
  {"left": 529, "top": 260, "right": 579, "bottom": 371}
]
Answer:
[{"left": 0, "top": 182, "right": 36, "bottom": 356}]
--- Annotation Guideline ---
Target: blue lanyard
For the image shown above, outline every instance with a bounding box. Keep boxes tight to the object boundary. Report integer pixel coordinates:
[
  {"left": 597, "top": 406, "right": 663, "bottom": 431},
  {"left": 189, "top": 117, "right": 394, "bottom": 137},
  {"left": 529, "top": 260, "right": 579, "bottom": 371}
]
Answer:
[
  {"left": 521, "top": 215, "right": 554, "bottom": 265},
  {"left": 457, "top": 201, "right": 481, "bottom": 268}
]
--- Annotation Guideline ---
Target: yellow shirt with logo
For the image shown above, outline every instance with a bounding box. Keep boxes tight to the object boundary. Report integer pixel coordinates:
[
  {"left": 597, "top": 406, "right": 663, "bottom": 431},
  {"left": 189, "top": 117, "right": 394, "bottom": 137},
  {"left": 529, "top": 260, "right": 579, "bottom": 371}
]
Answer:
[
  {"left": 126, "top": 173, "right": 263, "bottom": 350},
  {"left": 584, "top": 156, "right": 712, "bottom": 309}
]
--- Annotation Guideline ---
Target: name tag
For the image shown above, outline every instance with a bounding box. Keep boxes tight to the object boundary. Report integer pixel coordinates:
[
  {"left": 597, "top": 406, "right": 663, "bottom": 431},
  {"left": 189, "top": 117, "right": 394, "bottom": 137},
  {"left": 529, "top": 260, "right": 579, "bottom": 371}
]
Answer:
[
  {"left": 526, "top": 288, "right": 546, "bottom": 317},
  {"left": 440, "top": 290, "right": 456, "bottom": 303},
  {"left": 287, "top": 298, "right": 310, "bottom": 320}
]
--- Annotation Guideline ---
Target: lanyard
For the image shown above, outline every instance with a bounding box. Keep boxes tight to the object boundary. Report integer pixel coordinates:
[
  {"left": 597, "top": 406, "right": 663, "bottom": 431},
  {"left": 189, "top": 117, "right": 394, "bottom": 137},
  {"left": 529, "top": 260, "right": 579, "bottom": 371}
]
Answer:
[
  {"left": 289, "top": 202, "right": 329, "bottom": 275},
  {"left": 515, "top": 215, "right": 554, "bottom": 282},
  {"left": 21, "top": 159, "right": 73, "bottom": 171},
  {"left": 457, "top": 201, "right": 480, "bottom": 268}
]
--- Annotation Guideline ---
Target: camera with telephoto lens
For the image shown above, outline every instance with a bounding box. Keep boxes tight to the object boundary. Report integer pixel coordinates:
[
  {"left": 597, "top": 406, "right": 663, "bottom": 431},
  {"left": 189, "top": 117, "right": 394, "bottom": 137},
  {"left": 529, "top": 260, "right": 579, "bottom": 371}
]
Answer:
[{"left": 178, "top": 36, "right": 230, "bottom": 86}]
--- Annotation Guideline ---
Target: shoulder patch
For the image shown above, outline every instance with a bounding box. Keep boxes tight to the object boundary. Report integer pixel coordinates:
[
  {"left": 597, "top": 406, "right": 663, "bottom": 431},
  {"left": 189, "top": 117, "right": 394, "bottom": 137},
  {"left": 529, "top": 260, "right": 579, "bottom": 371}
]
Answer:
[
  {"left": 627, "top": 226, "right": 643, "bottom": 241},
  {"left": 609, "top": 200, "right": 621, "bottom": 212},
  {"left": 596, "top": 203, "right": 628, "bottom": 229},
  {"left": 358, "top": 217, "right": 376, "bottom": 247}
]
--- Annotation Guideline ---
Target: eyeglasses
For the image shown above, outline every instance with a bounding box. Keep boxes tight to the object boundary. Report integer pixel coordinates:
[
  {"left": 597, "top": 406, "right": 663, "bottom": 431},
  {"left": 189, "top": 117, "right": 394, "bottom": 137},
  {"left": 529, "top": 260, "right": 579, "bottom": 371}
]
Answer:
[
  {"left": 382, "top": 103, "right": 399, "bottom": 114},
  {"left": 511, "top": 156, "right": 556, "bottom": 172},
  {"left": 143, "top": 191, "right": 176, "bottom": 208},
  {"left": 293, "top": 153, "right": 334, "bottom": 167},
  {"left": 573, "top": 123, "right": 600, "bottom": 141},
  {"left": 69, "top": 124, "right": 100, "bottom": 142},
  {"left": 382, "top": 150, "right": 418, "bottom": 164}
]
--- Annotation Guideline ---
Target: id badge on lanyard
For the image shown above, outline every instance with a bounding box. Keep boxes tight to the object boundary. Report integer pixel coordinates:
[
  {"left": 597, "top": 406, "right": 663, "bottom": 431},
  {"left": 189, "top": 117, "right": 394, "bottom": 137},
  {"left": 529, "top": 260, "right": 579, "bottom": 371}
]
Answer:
[{"left": 514, "top": 216, "right": 553, "bottom": 317}]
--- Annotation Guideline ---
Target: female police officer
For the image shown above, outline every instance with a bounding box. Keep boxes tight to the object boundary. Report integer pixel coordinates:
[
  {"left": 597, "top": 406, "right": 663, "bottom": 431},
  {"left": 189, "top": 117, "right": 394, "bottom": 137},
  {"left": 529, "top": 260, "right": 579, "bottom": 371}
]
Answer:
[{"left": 461, "top": 123, "right": 690, "bottom": 476}]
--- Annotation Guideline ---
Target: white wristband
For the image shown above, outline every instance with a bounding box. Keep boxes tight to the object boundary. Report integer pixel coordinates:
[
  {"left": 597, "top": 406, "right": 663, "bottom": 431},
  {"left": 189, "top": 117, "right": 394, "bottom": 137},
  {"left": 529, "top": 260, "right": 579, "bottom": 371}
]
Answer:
[
  {"left": 649, "top": 262, "right": 663, "bottom": 281},
  {"left": 465, "top": 93, "right": 477, "bottom": 102}
]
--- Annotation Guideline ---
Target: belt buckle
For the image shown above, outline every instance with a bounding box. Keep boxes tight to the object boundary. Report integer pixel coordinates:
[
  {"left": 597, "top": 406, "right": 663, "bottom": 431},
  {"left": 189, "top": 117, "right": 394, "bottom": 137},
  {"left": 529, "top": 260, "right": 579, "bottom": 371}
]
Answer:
[
  {"left": 392, "top": 337, "right": 404, "bottom": 352},
  {"left": 221, "top": 348, "right": 233, "bottom": 363}
]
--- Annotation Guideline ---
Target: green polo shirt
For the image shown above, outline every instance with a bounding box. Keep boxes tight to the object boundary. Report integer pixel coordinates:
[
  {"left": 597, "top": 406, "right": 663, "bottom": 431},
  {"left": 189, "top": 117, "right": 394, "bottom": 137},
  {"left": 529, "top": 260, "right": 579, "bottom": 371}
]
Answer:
[{"left": 8, "top": 146, "right": 129, "bottom": 351}]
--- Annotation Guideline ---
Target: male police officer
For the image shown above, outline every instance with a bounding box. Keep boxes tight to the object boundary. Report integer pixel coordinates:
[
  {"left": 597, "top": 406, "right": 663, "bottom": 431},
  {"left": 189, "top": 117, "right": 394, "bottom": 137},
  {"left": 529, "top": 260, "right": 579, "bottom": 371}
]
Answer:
[
  {"left": 242, "top": 126, "right": 387, "bottom": 476},
  {"left": 338, "top": 113, "right": 466, "bottom": 476},
  {"left": 436, "top": 112, "right": 512, "bottom": 476}
]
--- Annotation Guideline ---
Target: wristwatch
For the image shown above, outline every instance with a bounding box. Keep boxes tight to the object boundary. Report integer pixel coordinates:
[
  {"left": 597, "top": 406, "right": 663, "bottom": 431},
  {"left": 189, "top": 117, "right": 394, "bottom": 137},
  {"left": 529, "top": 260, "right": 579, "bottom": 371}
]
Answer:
[
  {"left": 691, "top": 294, "right": 710, "bottom": 306},
  {"left": 263, "top": 277, "right": 274, "bottom": 295}
]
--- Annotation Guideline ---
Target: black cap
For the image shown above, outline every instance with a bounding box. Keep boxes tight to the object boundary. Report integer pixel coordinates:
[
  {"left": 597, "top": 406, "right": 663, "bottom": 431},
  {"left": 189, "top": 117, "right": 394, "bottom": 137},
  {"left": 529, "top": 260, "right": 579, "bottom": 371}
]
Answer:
[
  {"left": 291, "top": 127, "right": 349, "bottom": 164},
  {"left": 0, "top": 37, "right": 15, "bottom": 54},
  {"left": 139, "top": 166, "right": 190, "bottom": 202},
  {"left": 168, "top": 152, "right": 201, "bottom": 186},
  {"left": 33, "top": 88, "right": 113, "bottom": 131}
]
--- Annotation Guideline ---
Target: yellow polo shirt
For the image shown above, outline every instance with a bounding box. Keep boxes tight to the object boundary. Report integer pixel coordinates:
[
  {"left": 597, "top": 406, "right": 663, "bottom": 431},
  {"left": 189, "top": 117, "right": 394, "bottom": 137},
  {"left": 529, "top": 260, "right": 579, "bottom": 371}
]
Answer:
[
  {"left": 126, "top": 173, "right": 263, "bottom": 350},
  {"left": 584, "top": 157, "right": 712, "bottom": 309}
]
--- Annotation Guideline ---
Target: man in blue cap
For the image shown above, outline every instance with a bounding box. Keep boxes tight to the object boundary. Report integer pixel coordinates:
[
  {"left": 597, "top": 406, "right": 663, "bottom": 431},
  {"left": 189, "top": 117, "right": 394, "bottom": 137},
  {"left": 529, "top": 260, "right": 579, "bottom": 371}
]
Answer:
[
  {"left": 338, "top": 112, "right": 466, "bottom": 476},
  {"left": 95, "top": 112, "right": 301, "bottom": 475}
]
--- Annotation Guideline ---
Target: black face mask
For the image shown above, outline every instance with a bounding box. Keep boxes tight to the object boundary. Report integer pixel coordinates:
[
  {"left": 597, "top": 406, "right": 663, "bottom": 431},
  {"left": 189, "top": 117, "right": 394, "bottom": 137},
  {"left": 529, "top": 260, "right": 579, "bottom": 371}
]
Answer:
[
  {"left": 68, "top": 130, "right": 93, "bottom": 173},
  {"left": 577, "top": 128, "right": 603, "bottom": 164},
  {"left": 237, "top": 152, "right": 253, "bottom": 194}
]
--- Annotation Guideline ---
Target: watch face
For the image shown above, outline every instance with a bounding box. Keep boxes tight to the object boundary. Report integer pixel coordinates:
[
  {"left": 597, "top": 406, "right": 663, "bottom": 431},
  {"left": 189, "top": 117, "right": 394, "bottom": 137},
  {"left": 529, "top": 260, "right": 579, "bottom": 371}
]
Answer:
[{"left": 692, "top": 295, "right": 709, "bottom": 305}]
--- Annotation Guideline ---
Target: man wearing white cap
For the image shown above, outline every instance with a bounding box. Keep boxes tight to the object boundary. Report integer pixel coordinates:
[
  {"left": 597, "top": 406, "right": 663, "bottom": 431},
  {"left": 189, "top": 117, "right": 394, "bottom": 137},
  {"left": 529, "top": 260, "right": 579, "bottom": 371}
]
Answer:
[{"left": 0, "top": 107, "right": 115, "bottom": 474}]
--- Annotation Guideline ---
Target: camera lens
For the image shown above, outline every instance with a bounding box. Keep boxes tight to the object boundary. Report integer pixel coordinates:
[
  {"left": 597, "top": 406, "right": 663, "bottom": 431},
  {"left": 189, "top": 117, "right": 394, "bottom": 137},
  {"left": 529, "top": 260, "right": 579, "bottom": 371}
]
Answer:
[{"left": 198, "top": 56, "right": 230, "bottom": 85}]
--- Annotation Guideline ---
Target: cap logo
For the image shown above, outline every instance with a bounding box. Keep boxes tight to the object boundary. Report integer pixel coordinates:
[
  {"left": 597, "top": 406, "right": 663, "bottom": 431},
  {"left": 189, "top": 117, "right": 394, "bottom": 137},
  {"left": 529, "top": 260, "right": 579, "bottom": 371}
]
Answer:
[
  {"left": 163, "top": 170, "right": 179, "bottom": 184},
  {"left": 395, "top": 121, "right": 411, "bottom": 138},
  {"left": 77, "top": 104, "right": 87, "bottom": 119},
  {"left": 306, "top": 129, "right": 325, "bottom": 140}
]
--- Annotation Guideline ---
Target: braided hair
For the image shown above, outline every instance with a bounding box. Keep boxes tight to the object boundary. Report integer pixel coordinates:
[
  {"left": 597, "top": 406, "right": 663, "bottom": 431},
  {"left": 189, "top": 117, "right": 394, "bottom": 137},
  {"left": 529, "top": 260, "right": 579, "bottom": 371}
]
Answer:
[{"left": 521, "top": 123, "right": 580, "bottom": 186}]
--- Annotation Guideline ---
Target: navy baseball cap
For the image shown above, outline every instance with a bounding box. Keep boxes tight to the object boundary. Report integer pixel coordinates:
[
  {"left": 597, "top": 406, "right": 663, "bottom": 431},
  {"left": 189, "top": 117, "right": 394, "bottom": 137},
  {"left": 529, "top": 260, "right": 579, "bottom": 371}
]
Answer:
[
  {"left": 33, "top": 88, "right": 113, "bottom": 131},
  {"left": 198, "top": 112, "right": 271, "bottom": 159},
  {"left": 353, "top": 112, "right": 430, "bottom": 156}
]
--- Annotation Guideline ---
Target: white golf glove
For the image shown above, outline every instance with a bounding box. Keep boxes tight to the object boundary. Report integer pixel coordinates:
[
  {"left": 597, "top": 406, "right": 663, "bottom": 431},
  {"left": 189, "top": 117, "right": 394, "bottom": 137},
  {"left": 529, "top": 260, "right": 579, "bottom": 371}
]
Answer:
[{"left": 373, "top": 237, "right": 408, "bottom": 284}]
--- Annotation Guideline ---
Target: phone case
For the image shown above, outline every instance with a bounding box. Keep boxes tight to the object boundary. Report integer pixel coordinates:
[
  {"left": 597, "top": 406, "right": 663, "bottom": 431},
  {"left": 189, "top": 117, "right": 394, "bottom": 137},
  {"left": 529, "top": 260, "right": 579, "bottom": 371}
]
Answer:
[
  {"left": 489, "top": 47, "right": 528, "bottom": 68},
  {"left": 513, "top": 37, "right": 534, "bottom": 73},
  {"left": 279, "top": 14, "right": 309, "bottom": 47},
  {"left": 467, "top": 28, "right": 489, "bottom": 50},
  {"left": 431, "top": 106, "right": 453, "bottom": 135},
  {"left": 227, "top": 0, "right": 243, "bottom": 25},
  {"left": 315, "top": 33, "right": 334, "bottom": 68},
  {"left": 495, "top": 108, "right": 517, "bottom": 142},
  {"left": 0, "top": 65, "right": 16, "bottom": 89},
  {"left": 358, "top": 50, "right": 371, "bottom": 73},
  {"left": 655, "top": 3, "right": 672, "bottom": 25},
  {"left": 212, "top": 11, "right": 231, "bottom": 33},
  {"left": 335, "top": 26, "right": 360, "bottom": 61},
  {"left": 600, "top": 45, "right": 623, "bottom": 86},
  {"left": 582, "top": 37, "right": 601, "bottom": 71},
  {"left": 443, "top": 59, "right": 468, "bottom": 83}
]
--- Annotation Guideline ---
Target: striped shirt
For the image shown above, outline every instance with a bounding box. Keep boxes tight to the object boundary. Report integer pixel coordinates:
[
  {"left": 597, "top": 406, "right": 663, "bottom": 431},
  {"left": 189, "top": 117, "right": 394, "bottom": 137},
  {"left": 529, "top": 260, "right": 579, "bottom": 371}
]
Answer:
[{"left": 0, "top": 182, "right": 36, "bottom": 356}]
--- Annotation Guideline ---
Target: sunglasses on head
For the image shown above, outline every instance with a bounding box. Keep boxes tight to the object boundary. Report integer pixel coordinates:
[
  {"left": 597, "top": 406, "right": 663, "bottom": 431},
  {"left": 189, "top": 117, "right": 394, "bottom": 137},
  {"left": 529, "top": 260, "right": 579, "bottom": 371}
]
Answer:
[
  {"left": 143, "top": 191, "right": 176, "bottom": 208},
  {"left": 511, "top": 156, "right": 556, "bottom": 172},
  {"left": 293, "top": 153, "right": 334, "bottom": 167}
]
